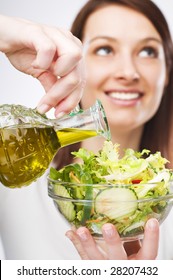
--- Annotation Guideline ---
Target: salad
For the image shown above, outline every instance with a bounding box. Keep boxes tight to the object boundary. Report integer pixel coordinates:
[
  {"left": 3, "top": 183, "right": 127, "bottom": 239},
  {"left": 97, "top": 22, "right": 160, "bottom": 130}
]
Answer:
[{"left": 49, "top": 141, "right": 173, "bottom": 238}]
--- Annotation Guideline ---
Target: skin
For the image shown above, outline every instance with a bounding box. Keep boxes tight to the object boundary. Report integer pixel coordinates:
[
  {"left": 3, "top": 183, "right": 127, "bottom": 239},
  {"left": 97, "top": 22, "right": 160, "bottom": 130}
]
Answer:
[
  {"left": 66, "top": 5, "right": 167, "bottom": 259},
  {"left": 0, "top": 15, "right": 85, "bottom": 117},
  {"left": 66, "top": 219, "right": 159, "bottom": 260}
]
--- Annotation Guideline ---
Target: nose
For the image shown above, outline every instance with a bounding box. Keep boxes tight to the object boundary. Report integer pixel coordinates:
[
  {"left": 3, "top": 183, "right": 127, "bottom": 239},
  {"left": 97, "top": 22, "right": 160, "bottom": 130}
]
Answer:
[{"left": 113, "top": 53, "right": 140, "bottom": 81}]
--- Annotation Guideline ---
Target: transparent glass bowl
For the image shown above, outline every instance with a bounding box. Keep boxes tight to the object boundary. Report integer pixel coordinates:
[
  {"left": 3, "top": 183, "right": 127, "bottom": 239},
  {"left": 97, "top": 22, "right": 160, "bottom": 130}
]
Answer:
[{"left": 48, "top": 178, "right": 173, "bottom": 241}]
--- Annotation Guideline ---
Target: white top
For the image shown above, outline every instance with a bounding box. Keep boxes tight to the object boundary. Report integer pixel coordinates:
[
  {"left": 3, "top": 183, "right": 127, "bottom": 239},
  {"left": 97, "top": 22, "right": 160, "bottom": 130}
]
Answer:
[
  {"left": 0, "top": 174, "right": 80, "bottom": 260},
  {"left": 0, "top": 174, "right": 173, "bottom": 260},
  {"left": 157, "top": 207, "right": 173, "bottom": 260}
]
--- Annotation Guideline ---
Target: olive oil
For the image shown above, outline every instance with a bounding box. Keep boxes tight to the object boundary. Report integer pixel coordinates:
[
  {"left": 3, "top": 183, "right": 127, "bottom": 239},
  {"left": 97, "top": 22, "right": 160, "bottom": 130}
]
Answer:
[
  {"left": 0, "top": 126, "right": 97, "bottom": 188},
  {"left": 0, "top": 100, "right": 110, "bottom": 188},
  {"left": 57, "top": 128, "right": 97, "bottom": 147}
]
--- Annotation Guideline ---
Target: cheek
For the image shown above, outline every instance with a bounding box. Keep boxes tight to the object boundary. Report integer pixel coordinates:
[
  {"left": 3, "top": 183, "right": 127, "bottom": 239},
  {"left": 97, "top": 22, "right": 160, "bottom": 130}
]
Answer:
[
  {"left": 142, "top": 68, "right": 167, "bottom": 121},
  {"left": 81, "top": 64, "right": 107, "bottom": 108},
  {"left": 85, "top": 60, "right": 108, "bottom": 88},
  {"left": 153, "top": 72, "right": 166, "bottom": 93},
  {"left": 140, "top": 64, "right": 167, "bottom": 113},
  {"left": 141, "top": 62, "right": 167, "bottom": 91},
  {"left": 82, "top": 63, "right": 107, "bottom": 107}
]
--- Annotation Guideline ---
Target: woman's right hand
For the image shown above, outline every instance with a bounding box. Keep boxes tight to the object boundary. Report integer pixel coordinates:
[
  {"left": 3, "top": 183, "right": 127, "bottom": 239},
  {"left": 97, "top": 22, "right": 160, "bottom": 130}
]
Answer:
[
  {"left": 0, "top": 15, "right": 85, "bottom": 117},
  {"left": 66, "top": 218, "right": 159, "bottom": 260}
]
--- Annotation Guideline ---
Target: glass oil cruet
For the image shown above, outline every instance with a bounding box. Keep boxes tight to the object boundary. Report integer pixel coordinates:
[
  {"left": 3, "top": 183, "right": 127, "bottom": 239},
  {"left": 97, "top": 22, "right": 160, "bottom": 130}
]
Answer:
[{"left": 0, "top": 100, "right": 110, "bottom": 188}]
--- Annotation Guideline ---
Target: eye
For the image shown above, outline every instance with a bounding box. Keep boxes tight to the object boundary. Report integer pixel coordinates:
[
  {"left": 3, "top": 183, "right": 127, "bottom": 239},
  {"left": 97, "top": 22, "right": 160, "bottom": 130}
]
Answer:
[
  {"left": 139, "top": 47, "right": 158, "bottom": 58},
  {"left": 95, "top": 46, "right": 113, "bottom": 56}
]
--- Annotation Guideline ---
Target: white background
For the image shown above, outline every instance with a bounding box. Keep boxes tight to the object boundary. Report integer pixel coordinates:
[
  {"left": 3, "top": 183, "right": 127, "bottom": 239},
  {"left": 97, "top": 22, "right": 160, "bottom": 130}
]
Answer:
[{"left": 0, "top": 0, "right": 172, "bottom": 108}]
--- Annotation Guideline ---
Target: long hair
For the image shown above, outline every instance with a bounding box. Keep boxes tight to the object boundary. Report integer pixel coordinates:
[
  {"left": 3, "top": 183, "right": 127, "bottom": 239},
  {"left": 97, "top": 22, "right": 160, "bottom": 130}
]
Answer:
[{"left": 54, "top": 0, "right": 173, "bottom": 169}]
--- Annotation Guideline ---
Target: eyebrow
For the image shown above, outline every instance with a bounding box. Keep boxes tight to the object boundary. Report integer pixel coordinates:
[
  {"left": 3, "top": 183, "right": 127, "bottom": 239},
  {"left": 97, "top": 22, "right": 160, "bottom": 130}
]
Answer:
[
  {"left": 140, "top": 37, "right": 163, "bottom": 45},
  {"left": 86, "top": 36, "right": 117, "bottom": 44},
  {"left": 85, "top": 35, "right": 162, "bottom": 45}
]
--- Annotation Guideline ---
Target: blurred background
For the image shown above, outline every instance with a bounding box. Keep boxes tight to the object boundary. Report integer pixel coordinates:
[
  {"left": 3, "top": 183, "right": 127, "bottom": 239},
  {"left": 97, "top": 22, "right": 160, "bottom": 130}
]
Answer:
[{"left": 0, "top": 0, "right": 172, "bottom": 108}]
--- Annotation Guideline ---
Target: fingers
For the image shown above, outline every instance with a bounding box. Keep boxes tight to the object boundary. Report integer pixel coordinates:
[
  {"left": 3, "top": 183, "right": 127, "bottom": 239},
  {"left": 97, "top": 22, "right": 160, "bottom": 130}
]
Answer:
[
  {"left": 37, "top": 61, "right": 85, "bottom": 115},
  {"left": 66, "top": 224, "right": 128, "bottom": 260},
  {"left": 53, "top": 84, "right": 84, "bottom": 118},
  {"left": 66, "top": 227, "right": 105, "bottom": 260},
  {"left": 33, "top": 27, "right": 84, "bottom": 115},
  {"left": 102, "top": 223, "right": 127, "bottom": 259},
  {"left": 136, "top": 218, "right": 159, "bottom": 260},
  {"left": 66, "top": 230, "right": 90, "bottom": 260},
  {"left": 66, "top": 221, "right": 159, "bottom": 260},
  {"left": 47, "top": 29, "right": 83, "bottom": 77},
  {"left": 31, "top": 26, "right": 82, "bottom": 77},
  {"left": 3, "top": 16, "right": 83, "bottom": 75},
  {"left": 30, "top": 33, "right": 57, "bottom": 70}
]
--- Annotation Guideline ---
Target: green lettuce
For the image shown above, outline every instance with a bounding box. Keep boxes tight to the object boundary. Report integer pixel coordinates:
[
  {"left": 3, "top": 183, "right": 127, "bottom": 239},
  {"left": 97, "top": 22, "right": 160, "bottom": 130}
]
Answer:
[{"left": 49, "top": 141, "right": 173, "bottom": 238}]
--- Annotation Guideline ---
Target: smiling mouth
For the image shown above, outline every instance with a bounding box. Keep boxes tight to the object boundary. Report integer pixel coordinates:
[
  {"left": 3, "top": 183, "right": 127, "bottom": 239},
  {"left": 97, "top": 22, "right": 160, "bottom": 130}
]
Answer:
[{"left": 107, "top": 92, "right": 142, "bottom": 101}]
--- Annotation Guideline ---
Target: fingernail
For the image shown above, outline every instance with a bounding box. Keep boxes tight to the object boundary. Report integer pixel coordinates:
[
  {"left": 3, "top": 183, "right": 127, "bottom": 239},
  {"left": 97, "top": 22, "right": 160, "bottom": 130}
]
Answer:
[
  {"left": 65, "top": 231, "right": 72, "bottom": 241},
  {"left": 37, "top": 104, "right": 51, "bottom": 114},
  {"left": 102, "top": 224, "right": 115, "bottom": 238},
  {"left": 55, "top": 111, "right": 66, "bottom": 119},
  {"left": 146, "top": 219, "right": 158, "bottom": 230},
  {"left": 77, "top": 229, "right": 88, "bottom": 241}
]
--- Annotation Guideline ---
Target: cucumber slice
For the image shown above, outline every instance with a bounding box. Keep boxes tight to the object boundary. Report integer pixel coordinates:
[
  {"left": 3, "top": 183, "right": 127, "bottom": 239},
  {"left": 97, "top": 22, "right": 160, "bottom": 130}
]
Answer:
[
  {"left": 95, "top": 187, "right": 137, "bottom": 220},
  {"left": 123, "top": 220, "right": 145, "bottom": 236},
  {"left": 53, "top": 184, "right": 76, "bottom": 222},
  {"left": 81, "top": 185, "right": 93, "bottom": 225}
]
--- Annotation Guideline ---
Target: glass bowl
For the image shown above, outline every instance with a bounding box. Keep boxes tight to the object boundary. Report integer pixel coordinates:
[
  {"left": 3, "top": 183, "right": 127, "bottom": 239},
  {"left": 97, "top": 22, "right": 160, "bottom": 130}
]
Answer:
[{"left": 47, "top": 178, "right": 173, "bottom": 241}]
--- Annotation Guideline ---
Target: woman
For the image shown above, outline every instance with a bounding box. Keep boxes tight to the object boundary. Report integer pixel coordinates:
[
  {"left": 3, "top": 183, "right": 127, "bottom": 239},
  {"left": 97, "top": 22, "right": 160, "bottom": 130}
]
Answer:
[{"left": 54, "top": 0, "right": 173, "bottom": 259}]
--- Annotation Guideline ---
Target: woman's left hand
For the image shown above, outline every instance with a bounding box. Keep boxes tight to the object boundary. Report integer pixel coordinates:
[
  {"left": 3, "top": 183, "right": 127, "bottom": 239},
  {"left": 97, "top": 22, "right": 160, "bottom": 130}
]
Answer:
[{"left": 66, "top": 218, "right": 159, "bottom": 260}]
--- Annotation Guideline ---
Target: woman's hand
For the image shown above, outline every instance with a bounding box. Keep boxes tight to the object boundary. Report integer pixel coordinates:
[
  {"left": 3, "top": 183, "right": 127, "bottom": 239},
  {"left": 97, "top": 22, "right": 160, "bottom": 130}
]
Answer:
[
  {"left": 0, "top": 15, "right": 85, "bottom": 117},
  {"left": 66, "top": 218, "right": 159, "bottom": 260}
]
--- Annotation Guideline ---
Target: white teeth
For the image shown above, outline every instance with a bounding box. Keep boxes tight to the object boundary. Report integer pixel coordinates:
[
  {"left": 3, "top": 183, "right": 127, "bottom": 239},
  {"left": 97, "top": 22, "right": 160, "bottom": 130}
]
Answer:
[{"left": 109, "top": 92, "right": 140, "bottom": 100}]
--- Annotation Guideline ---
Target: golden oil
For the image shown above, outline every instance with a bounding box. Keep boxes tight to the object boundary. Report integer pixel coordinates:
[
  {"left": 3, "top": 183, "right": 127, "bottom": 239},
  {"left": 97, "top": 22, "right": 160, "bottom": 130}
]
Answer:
[{"left": 0, "top": 125, "right": 97, "bottom": 188}]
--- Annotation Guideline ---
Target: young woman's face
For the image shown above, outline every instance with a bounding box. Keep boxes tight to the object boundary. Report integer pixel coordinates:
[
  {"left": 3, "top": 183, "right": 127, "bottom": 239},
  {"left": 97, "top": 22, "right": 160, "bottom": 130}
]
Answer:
[{"left": 81, "top": 5, "right": 167, "bottom": 131}]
